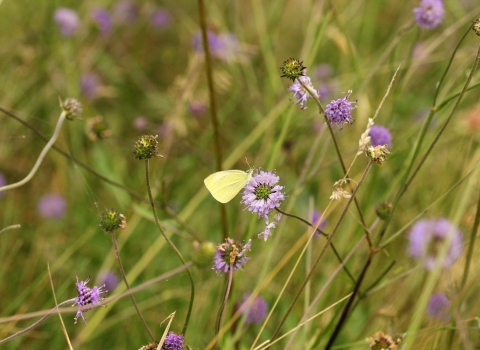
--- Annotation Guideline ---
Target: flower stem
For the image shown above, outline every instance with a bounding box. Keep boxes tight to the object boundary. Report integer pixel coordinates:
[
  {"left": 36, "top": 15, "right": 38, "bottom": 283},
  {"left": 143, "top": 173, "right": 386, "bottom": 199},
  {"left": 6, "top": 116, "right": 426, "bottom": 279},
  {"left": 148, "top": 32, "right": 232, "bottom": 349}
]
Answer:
[
  {"left": 461, "top": 189, "right": 480, "bottom": 288},
  {"left": 110, "top": 231, "right": 156, "bottom": 343},
  {"left": 214, "top": 265, "right": 234, "bottom": 348},
  {"left": 145, "top": 160, "right": 195, "bottom": 336}
]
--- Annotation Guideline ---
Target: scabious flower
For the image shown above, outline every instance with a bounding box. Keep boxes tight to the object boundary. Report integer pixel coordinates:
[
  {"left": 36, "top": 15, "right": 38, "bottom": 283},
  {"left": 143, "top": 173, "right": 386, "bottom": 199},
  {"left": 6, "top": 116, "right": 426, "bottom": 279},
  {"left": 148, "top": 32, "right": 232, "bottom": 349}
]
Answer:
[
  {"left": 279, "top": 58, "right": 307, "bottom": 82},
  {"left": 113, "top": 1, "right": 139, "bottom": 24},
  {"left": 325, "top": 90, "right": 356, "bottom": 129},
  {"left": 427, "top": 293, "right": 451, "bottom": 323},
  {"left": 212, "top": 238, "right": 251, "bottom": 275},
  {"left": 240, "top": 295, "right": 268, "bottom": 324},
  {"left": 192, "top": 31, "right": 241, "bottom": 62},
  {"left": 54, "top": 8, "right": 80, "bottom": 37},
  {"left": 408, "top": 218, "right": 463, "bottom": 270},
  {"left": 288, "top": 75, "right": 318, "bottom": 110},
  {"left": 150, "top": 8, "right": 172, "bottom": 28},
  {"left": 162, "top": 331, "right": 184, "bottom": 350},
  {"left": 37, "top": 194, "right": 67, "bottom": 219},
  {"left": 133, "top": 135, "right": 162, "bottom": 160},
  {"left": 369, "top": 125, "right": 392, "bottom": 147},
  {"left": 413, "top": 0, "right": 445, "bottom": 29},
  {"left": 73, "top": 276, "right": 107, "bottom": 324},
  {"left": 99, "top": 271, "right": 119, "bottom": 291},
  {"left": 80, "top": 73, "right": 101, "bottom": 100},
  {"left": 91, "top": 8, "right": 112, "bottom": 36}
]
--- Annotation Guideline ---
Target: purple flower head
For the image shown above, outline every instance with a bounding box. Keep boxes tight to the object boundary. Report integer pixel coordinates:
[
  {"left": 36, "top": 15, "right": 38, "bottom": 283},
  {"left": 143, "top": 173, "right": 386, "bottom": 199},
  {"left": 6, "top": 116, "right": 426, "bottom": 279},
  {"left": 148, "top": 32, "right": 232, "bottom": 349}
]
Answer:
[
  {"left": 413, "top": 0, "right": 445, "bottom": 29},
  {"left": 80, "top": 73, "right": 101, "bottom": 100},
  {"left": 37, "top": 194, "right": 66, "bottom": 219},
  {"left": 312, "top": 64, "right": 334, "bottom": 81},
  {"left": 150, "top": 9, "right": 172, "bottom": 29},
  {"left": 258, "top": 213, "right": 282, "bottom": 241},
  {"left": 288, "top": 75, "right": 318, "bottom": 110},
  {"left": 312, "top": 210, "right": 327, "bottom": 235},
  {"left": 369, "top": 125, "right": 392, "bottom": 147},
  {"left": 73, "top": 276, "right": 107, "bottom": 324},
  {"left": 215, "top": 33, "right": 240, "bottom": 62},
  {"left": 325, "top": 90, "right": 356, "bottom": 129},
  {"left": 242, "top": 171, "right": 285, "bottom": 220},
  {"left": 427, "top": 293, "right": 451, "bottom": 323},
  {"left": 189, "top": 101, "right": 207, "bottom": 117},
  {"left": 408, "top": 218, "right": 463, "bottom": 270},
  {"left": 113, "top": 1, "right": 139, "bottom": 24},
  {"left": 91, "top": 9, "right": 112, "bottom": 36},
  {"left": 240, "top": 295, "right": 268, "bottom": 324},
  {"left": 162, "top": 331, "right": 184, "bottom": 350},
  {"left": 212, "top": 238, "right": 251, "bottom": 275},
  {"left": 99, "top": 271, "right": 119, "bottom": 291},
  {"left": 0, "top": 173, "right": 6, "bottom": 198},
  {"left": 54, "top": 8, "right": 80, "bottom": 37},
  {"left": 192, "top": 31, "right": 225, "bottom": 59},
  {"left": 133, "top": 116, "right": 149, "bottom": 131}
]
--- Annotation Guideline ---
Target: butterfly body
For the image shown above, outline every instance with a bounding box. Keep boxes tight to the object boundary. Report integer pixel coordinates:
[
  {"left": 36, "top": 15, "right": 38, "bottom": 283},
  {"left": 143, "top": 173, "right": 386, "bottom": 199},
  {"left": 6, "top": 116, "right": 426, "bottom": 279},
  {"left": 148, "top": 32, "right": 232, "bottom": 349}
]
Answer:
[{"left": 204, "top": 168, "right": 254, "bottom": 203}]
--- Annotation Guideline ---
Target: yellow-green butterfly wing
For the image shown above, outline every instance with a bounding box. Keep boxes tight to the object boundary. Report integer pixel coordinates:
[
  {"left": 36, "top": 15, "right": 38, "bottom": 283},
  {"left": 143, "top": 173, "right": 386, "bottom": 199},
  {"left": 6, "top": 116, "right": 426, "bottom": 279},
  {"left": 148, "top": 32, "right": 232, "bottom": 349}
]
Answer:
[{"left": 204, "top": 169, "right": 254, "bottom": 203}]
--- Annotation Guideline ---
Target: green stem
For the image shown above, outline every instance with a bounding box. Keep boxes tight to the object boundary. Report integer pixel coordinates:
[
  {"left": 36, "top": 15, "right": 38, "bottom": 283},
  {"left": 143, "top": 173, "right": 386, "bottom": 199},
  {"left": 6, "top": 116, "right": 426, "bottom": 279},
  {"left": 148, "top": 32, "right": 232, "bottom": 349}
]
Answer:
[
  {"left": 145, "top": 160, "right": 195, "bottom": 336},
  {"left": 461, "top": 189, "right": 480, "bottom": 288},
  {"left": 110, "top": 231, "right": 156, "bottom": 342},
  {"left": 214, "top": 266, "right": 234, "bottom": 348}
]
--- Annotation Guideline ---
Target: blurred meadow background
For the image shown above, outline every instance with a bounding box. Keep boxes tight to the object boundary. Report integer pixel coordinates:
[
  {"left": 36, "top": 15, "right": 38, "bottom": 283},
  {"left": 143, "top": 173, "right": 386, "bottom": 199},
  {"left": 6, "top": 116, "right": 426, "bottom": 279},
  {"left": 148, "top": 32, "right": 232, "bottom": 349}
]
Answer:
[{"left": 1, "top": 0, "right": 480, "bottom": 349}]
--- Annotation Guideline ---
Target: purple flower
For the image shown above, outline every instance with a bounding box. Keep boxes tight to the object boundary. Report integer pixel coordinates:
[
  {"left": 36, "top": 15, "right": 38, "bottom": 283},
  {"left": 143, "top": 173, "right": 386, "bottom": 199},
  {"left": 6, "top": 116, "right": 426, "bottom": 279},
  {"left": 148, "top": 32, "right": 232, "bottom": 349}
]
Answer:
[
  {"left": 240, "top": 295, "right": 268, "bottom": 324},
  {"left": 37, "top": 194, "right": 66, "bottom": 219},
  {"left": 312, "top": 210, "right": 327, "bottom": 234},
  {"left": 408, "top": 218, "right": 463, "bottom": 270},
  {"left": 325, "top": 90, "right": 356, "bottom": 128},
  {"left": 0, "top": 173, "right": 6, "bottom": 198},
  {"left": 133, "top": 116, "right": 149, "bottom": 131},
  {"left": 54, "top": 8, "right": 80, "bottom": 37},
  {"left": 413, "top": 0, "right": 445, "bottom": 29},
  {"left": 91, "top": 9, "right": 112, "bottom": 36},
  {"left": 212, "top": 238, "right": 251, "bottom": 275},
  {"left": 369, "top": 125, "right": 392, "bottom": 147},
  {"left": 73, "top": 276, "right": 107, "bottom": 324},
  {"left": 189, "top": 101, "right": 207, "bottom": 117},
  {"left": 427, "top": 293, "right": 451, "bottom": 323},
  {"left": 150, "top": 9, "right": 172, "bottom": 29},
  {"left": 288, "top": 75, "right": 318, "bottom": 110},
  {"left": 80, "top": 73, "right": 101, "bottom": 99},
  {"left": 242, "top": 171, "right": 285, "bottom": 220},
  {"left": 99, "top": 272, "right": 119, "bottom": 291},
  {"left": 192, "top": 31, "right": 234, "bottom": 61},
  {"left": 113, "top": 1, "right": 139, "bottom": 24},
  {"left": 162, "top": 331, "right": 184, "bottom": 350}
]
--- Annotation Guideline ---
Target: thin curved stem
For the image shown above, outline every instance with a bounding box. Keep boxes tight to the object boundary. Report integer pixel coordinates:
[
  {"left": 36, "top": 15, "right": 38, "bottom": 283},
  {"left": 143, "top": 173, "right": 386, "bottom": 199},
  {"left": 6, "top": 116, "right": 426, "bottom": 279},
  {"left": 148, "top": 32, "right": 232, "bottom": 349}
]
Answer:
[
  {"left": 461, "top": 189, "right": 480, "bottom": 288},
  {"left": 145, "top": 159, "right": 195, "bottom": 336},
  {"left": 110, "top": 231, "right": 156, "bottom": 342},
  {"left": 0, "top": 111, "right": 66, "bottom": 192},
  {"left": 214, "top": 266, "right": 234, "bottom": 348}
]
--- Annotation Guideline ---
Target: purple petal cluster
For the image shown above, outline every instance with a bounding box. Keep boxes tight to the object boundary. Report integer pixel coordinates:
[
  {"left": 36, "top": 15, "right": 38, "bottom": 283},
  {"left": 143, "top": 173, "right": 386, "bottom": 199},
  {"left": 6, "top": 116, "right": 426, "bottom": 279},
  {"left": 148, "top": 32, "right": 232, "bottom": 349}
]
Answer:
[
  {"left": 242, "top": 171, "right": 285, "bottom": 220},
  {"left": 37, "top": 194, "right": 66, "bottom": 219},
  {"left": 259, "top": 213, "right": 282, "bottom": 241},
  {"left": 408, "top": 218, "right": 463, "bottom": 270},
  {"left": 325, "top": 90, "right": 356, "bottom": 129},
  {"left": 212, "top": 238, "right": 251, "bottom": 275},
  {"left": 191, "top": 31, "right": 240, "bottom": 62},
  {"left": 427, "top": 293, "right": 451, "bottom": 323},
  {"left": 162, "top": 331, "right": 184, "bottom": 350},
  {"left": 369, "top": 125, "right": 392, "bottom": 147},
  {"left": 413, "top": 0, "right": 445, "bottom": 29},
  {"left": 241, "top": 295, "right": 268, "bottom": 324},
  {"left": 91, "top": 8, "right": 112, "bottom": 36},
  {"left": 73, "top": 276, "right": 107, "bottom": 324},
  {"left": 54, "top": 8, "right": 80, "bottom": 37},
  {"left": 288, "top": 75, "right": 317, "bottom": 110},
  {"left": 150, "top": 9, "right": 172, "bottom": 29}
]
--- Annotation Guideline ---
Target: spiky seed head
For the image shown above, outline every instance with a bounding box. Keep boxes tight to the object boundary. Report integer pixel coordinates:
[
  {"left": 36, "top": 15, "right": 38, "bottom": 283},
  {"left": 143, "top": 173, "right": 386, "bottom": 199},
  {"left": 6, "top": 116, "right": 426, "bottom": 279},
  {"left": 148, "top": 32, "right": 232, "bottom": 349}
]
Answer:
[
  {"left": 279, "top": 58, "right": 306, "bottom": 82},
  {"left": 99, "top": 208, "right": 126, "bottom": 232},
  {"left": 133, "top": 135, "right": 164, "bottom": 160}
]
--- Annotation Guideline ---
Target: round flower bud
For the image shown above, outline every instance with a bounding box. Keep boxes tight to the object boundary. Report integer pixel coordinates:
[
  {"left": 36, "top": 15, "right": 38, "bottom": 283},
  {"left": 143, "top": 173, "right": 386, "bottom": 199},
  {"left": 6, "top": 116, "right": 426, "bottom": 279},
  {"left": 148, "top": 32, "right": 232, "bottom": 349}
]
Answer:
[
  {"left": 191, "top": 241, "right": 217, "bottom": 268},
  {"left": 61, "top": 98, "right": 82, "bottom": 120},
  {"left": 133, "top": 135, "right": 163, "bottom": 160},
  {"left": 376, "top": 201, "right": 393, "bottom": 220},
  {"left": 99, "top": 208, "right": 126, "bottom": 232},
  {"left": 279, "top": 58, "right": 306, "bottom": 82}
]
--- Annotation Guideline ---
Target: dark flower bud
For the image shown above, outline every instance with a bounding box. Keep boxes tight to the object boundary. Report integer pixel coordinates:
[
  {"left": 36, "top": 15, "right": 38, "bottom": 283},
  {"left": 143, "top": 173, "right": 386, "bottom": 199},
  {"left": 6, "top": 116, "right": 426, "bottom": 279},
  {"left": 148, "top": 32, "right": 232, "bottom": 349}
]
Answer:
[
  {"left": 279, "top": 58, "right": 306, "bottom": 82},
  {"left": 133, "top": 135, "right": 164, "bottom": 160},
  {"left": 99, "top": 208, "right": 126, "bottom": 232}
]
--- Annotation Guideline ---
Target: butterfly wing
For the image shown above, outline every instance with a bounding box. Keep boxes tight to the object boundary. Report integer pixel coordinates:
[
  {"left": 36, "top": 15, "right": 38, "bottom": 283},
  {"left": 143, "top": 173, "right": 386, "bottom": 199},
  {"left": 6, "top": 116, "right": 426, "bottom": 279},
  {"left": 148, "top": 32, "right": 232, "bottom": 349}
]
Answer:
[{"left": 204, "top": 170, "right": 251, "bottom": 203}]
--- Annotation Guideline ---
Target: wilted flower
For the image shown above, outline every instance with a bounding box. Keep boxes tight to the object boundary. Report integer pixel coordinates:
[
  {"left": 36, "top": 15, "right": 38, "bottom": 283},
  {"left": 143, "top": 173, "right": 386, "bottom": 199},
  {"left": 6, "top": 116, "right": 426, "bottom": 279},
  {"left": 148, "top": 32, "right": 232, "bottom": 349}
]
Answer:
[
  {"left": 113, "top": 1, "right": 139, "bottom": 24},
  {"left": 369, "top": 125, "right": 392, "bottom": 147},
  {"left": 80, "top": 73, "right": 101, "bottom": 100},
  {"left": 365, "top": 145, "right": 390, "bottom": 165},
  {"left": 212, "top": 238, "right": 251, "bottom": 275},
  {"left": 413, "top": 0, "right": 445, "bottom": 29},
  {"left": 427, "top": 293, "right": 451, "bottom": 323},
  {"left": 61, "top": 98, "right": 82, "bottom": 120},
  {"left": 54, "top": 8, "right": 80, "bottom": 37},
  {"left": 325, "top": 90, "right": 356, "bottom": 129},
  {"left": 37, "top": 194, "right": 67, "bottom": 219},
  {"left": 288, "top": 75, "right": 318, "bottom": 110},
  {"left": 150, "top": 8, "right": 172, "bottom": 28},
  {"left": 99, "top": 208, "right": 126, "bottom": 232},
  {"left": 162, "top": 331, "right": 184, "bottom": 350},
  {"left": 366, "top": 331, "right": 401, "bottom": 350},
  {"left": 408, "top": 218, "right": 463, "bottom": 270},
  {"left": 330, "top": 179, "right": 352, "bottom": 201},
  {"left": 91, "top": 8, "right": 112, "bottom": 36},
  {"left": 73, "top": 276, "right": 107, "bottom": 324},
  {"left": 240, "top": 295, "right": 268, "bottom": 324},
  {"left": 99, "top": 271, "right": 119, "bottom": 291},
  {"left": 279, "top": 58, "right": 307, "bottom": 82}
]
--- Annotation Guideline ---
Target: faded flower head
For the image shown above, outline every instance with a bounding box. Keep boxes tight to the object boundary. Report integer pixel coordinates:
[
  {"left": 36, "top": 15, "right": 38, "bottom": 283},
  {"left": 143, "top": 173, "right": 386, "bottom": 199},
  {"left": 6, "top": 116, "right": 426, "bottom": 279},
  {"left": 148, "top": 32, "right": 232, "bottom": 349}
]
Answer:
[
  {"left": 37, "top": 194, "right": 67, "bottom": 219},
  {"left": 87, "top": 116, "right": 111, "bottom": 141},
  {"left": 133, "top": 135, "right": 163, "bottom": 160},
  {"left": 99, "top": 208, "right": 126, "bottom": 232},
  {"left": 366, "top": 331, "right": 401, "bottom": 350},
  {"left": 408, "top": 218, "right": 463, "bottom": 270},
  {"left": 413, "top": 0, "right": 445, "bottom": 29},
  {"left": 427, "top": 293, "right": 451, "bottom": 323},
  {"left": 162, "top": 331, "right": 184, "bottom": 350},
  {"left": 61, "top": 98, "right": 82, "bottom": 120},
  {"left": 473, "top": 18, "right": 480, "bottom": 36},
  {"left": 325, "top": 90, "right": 356, "bottom": 129},
  {"left": 139, "top": 342, "right": 159, "bottom": 350},
  {"left": 288, "top": 75, "right": 318, "bottom": 110},
  {"left": 54, "top": 8, "right": 80, "bottom": 37},
  {"left": 242, "top": 171, "right": 285, "bottom": 220},
  {"left": 91, "top": 8, "right": 112, "bottom": 36},
  {"left": 240, "top": 295, "right": 268, "bottom": 324},
  {"left": 212, "top": 238, "right": 251, "bottom": 275},
  {"left": 330, "top": 178, "right": 352, "bottom": 201},
  {"left": 369, "top": 125, "right": 392, "bottom": 147},
  {"left": 366, "top": 145, "right": 390, "bottom": 165},
  {"left": 279, "top": 58, "right": 307, "bottom": 82},
  {"left": 150, "top": 8, "right": 172, "bottom": 29},
  {"left": 73, "top": 276, "right": 107, "bottom": 324}
]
